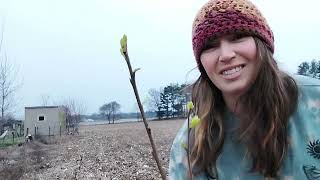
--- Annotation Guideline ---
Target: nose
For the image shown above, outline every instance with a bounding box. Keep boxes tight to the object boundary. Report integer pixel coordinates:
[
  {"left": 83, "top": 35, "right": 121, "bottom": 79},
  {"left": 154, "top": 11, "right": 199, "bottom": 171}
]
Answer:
[{"left": 218, "top": 40, "right": 236, "bottom": 62}]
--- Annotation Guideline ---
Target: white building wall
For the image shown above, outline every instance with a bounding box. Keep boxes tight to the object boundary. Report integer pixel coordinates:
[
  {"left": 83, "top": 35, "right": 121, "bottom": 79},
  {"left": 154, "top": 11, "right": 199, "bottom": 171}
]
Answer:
[{"left": 24, "top": 106, "right": 66, "bottom": 136}]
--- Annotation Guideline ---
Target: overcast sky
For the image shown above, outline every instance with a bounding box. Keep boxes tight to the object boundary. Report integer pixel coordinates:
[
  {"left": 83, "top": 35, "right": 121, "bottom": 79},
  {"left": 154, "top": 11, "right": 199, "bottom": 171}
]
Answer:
[{"left": 1, "top": 0, "right": 319, "bottom": 119}]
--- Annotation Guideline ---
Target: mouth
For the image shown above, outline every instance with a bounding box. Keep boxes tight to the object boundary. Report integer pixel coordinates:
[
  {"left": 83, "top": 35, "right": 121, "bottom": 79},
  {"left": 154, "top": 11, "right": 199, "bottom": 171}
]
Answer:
[{"left": 220, "top": 64, "right": 245, "bottom": 77}]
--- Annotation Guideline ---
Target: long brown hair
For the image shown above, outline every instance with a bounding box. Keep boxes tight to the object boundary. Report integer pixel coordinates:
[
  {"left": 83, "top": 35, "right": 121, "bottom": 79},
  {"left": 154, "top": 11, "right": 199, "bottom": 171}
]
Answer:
[{"left": 190, "top": 37, "right": 299, "bottom": 177}]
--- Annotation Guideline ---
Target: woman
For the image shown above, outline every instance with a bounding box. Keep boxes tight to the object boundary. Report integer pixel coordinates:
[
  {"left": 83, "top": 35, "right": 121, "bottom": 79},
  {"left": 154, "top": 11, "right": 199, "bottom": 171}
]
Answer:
[{"left": 169, "top": 0, "right": 320, "bottom": 179}]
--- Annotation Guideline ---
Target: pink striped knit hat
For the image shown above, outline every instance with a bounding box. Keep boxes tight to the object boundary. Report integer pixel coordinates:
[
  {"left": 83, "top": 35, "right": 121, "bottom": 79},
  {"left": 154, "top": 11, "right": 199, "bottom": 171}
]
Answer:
[{"left": 192, "top": 0, "right": 274, "bottom": 63}]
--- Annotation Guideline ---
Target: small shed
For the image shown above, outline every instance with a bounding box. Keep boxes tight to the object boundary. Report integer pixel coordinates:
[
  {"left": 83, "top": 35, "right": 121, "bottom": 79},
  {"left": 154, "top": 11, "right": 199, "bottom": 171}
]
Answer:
[{"left": 24, "top": 106, "right": 66, "bottom": 136}]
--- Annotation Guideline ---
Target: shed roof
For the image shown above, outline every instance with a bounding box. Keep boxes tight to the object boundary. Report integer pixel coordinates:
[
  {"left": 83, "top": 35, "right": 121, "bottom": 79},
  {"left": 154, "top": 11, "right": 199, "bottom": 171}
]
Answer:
[{"left": 25, "top": 106, "right": 60, "bottom": 109}]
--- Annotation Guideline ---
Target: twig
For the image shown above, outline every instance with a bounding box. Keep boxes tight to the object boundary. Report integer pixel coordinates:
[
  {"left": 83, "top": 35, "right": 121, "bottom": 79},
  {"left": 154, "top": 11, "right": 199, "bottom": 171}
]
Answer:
[
  {"left": 120, "top": 35, "right": 166, "bottom": 180},
  {"left": 187, "top": 111, "right": 193, "bottom": 180}
]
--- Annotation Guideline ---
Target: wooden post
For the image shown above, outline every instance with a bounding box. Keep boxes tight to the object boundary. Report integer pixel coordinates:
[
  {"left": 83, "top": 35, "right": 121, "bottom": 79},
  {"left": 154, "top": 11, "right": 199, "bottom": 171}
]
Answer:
[
  {"left": 34, "top": 127, "right": 36, "bottom": 138},
  {"left": 12, "top": 132, "right": 15, "bottom": 144}
]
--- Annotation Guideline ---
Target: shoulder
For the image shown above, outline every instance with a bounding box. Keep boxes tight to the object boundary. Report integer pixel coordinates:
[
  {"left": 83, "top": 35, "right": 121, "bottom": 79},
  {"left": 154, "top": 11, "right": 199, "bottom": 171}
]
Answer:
[
  {"left": 170, "top": 119, "right": 189, "bottom": 157},
  {"left": 288, "top": 75, "right": 320, "bottom": 144},
  {"left": 285, "top": 75, "right": 320, "bottom": 176},
  {"left": 169, "top": 120, "right": 217, "bottom": 180},
  {"left": 294, "top": 74, "right": 320, "bottom": 86},
  {"left": 169, "top": 119, "right": 189, "bottom": 179},
  {"left": 293, "top": 74, "right": 320, "bottom": 86},
  {"left": 294, "top": 75, "right": 320, "bottom": 113},
  {"left": 290, "top": 75, "right": 320, "bottom": 130}
]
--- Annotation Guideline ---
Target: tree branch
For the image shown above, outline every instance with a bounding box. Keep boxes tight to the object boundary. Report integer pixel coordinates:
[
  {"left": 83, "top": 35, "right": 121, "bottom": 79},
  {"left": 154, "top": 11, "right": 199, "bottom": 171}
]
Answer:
[{"left": 120, "top": 35, "right": 166, "bottom": 180}]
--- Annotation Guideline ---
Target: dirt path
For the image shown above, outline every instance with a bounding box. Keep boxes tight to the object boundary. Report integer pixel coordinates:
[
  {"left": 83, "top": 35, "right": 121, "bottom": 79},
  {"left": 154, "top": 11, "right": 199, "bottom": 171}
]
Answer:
[{"left": 0, "top": 119, "right": 185, "bottom": 180}]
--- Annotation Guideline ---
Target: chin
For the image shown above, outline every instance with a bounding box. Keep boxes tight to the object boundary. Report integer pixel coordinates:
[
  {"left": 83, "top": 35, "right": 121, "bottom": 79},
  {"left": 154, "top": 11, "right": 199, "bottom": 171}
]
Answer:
[{"left": 221, "top": 84, "right": 250, "bottom": 96}]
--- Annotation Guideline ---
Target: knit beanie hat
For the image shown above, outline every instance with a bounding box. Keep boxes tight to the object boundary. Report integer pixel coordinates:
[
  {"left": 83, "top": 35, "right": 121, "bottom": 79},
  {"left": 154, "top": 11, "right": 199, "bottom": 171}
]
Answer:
[{"left": 192, "top": 0, "right": 274, "bottom": 64}]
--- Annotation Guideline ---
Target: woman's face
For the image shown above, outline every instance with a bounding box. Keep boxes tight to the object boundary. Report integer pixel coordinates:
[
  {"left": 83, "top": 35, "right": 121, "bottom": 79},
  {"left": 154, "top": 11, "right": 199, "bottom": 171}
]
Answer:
[{"left": 200, "top": 34, "right": 260, "bottom": 99}]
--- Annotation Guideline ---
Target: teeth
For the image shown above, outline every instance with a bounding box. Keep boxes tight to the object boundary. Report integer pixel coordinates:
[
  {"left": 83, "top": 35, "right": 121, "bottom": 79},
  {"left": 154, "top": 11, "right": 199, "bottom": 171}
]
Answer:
[{"left": 222, "top": 66, "right": 242, "bottom": 75}]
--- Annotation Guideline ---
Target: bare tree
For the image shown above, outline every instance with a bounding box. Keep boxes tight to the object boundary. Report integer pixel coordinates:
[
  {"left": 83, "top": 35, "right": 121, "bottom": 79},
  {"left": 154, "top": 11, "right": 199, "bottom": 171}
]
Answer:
[
  {"left": 147, "top": 89, "right": 158, "bottom": 111},
  {"left": 0, "top": 59, "right": 18, "bottom": 120},
  {"left": 110, "top": 101, "right": 120, "bottom": 124},
  {"left": 99, "top": 103, "right": 112, "bottom": 123},
  {"left": 0, "top": 23, "right": 20, "bottom": 133},
  {"left": 61, "top": 98, "right": 87, "bottom": 134},
  {"left": 40, "top": 94, "right": 51, "bottom": 106},
  {"left": 147, "top": 88, "right": 161, "bottom": 110},
  {"left": 100, "top": 101, "right": 120, "bottom": 124}
]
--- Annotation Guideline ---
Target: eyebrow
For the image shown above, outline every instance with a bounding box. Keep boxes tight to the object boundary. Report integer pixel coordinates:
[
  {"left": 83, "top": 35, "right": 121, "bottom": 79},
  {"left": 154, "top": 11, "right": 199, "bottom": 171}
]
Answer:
[
  {"left": 205, "top": 33, "right": 249, "bottom": 47},
  {"left": 205, "top": 38, "right": 220, "bottom": 47},
  {"left": 205, "top": 34, "right": 233, "bottom": 47},
  {"left": 207, "top": 38, "right": 219, "bottom": 45}
]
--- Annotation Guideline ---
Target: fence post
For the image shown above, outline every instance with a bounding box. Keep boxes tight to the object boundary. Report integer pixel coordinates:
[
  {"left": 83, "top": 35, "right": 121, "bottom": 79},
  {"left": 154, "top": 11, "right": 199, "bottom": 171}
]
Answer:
[
  {"left": 34, "top": 127, "right": 36, "bottom": 139},
  {"left": 12, "top": 132, "right": 15, "bottom": 144}
]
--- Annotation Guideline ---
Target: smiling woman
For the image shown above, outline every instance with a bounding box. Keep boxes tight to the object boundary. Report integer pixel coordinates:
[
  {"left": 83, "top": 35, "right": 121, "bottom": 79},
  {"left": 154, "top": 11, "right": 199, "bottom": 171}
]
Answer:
[
  {"left": 169, "top": 0, "right": 320, "bottom": 179},
  {"left": 200, "top": 35, "right": 259, "bottom": 102}
]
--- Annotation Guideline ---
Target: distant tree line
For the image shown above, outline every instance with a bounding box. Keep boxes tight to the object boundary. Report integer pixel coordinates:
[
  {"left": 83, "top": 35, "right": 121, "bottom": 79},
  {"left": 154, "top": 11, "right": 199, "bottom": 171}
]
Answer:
[
  {"left": 297, "top": 59, "right": 320, "bottom": 79},
  {"left": 87, "top": 83, "right": 190, "bottom": 122},
  {"left": 147, "top": 83, "right": 190, "bottom": 120},
  {"left": 85, "top": 111, "right": 156, "bottom": 121}
]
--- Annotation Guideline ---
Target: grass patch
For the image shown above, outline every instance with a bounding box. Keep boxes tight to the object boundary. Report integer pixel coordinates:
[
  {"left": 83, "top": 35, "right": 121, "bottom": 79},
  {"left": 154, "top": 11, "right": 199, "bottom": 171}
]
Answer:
[{"left": 0, "top": 136, "right": 24, "bottom": 149}]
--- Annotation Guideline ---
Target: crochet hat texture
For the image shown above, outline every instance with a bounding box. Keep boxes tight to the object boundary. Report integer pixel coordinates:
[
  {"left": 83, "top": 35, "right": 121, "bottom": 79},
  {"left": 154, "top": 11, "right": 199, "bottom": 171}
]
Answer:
[{"left": 192, "top": 0, "right": 274, "bottom": 63}]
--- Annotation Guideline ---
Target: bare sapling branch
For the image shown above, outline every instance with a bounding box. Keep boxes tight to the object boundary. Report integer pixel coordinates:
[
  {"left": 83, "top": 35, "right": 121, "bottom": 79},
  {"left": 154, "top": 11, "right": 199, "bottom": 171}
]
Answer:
[{"left": 119, "top": 34, "right": 166, "bottom": 180}]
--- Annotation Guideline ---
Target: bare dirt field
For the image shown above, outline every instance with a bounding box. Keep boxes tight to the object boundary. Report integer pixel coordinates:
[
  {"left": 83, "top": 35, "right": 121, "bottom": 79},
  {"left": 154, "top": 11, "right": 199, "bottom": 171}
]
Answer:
[{"left": 0, "top": 119, "right": 185, "bottom": 180}]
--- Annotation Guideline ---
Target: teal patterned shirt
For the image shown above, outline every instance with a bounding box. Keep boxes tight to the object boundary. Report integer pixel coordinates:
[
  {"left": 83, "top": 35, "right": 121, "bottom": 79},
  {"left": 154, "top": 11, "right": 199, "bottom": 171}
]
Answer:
[{"left": 169, "top": 75, "right": 320, "bottom": 180}]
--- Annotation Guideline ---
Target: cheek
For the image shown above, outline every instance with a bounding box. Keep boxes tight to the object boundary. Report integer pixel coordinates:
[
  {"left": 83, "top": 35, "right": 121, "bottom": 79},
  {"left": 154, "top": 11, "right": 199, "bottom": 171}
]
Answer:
[
  {"left": 200, "top": 54, "right": 218, "bottom": 75},
  {"left": 247, "top": 45, "right": 260, "bottom": 71},
  {"left": 244, "top": 39, "right": 257, "bottom": 61},
  {"left": 248, "top": 47, "right": 257, "bottom": 61}
]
